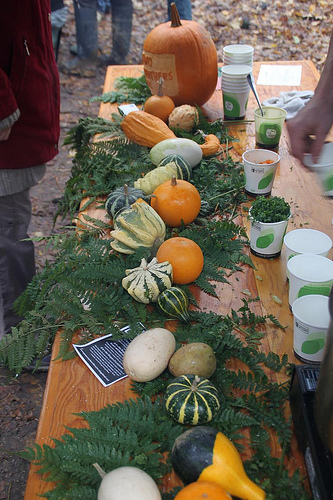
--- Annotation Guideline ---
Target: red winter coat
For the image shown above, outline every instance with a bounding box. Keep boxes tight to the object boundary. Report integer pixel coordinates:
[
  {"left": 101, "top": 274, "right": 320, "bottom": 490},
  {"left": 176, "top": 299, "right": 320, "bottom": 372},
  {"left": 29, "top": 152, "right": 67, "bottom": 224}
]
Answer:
[{"left": 0, "top": 1, "right": 60, "bottom": 169}]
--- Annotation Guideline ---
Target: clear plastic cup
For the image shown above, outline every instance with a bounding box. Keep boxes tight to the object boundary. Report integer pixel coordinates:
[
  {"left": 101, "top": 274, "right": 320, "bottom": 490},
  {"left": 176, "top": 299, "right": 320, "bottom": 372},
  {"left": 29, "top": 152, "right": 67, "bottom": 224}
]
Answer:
[{"left": 254, "top": 106, "right": 287, "bottom": 149}]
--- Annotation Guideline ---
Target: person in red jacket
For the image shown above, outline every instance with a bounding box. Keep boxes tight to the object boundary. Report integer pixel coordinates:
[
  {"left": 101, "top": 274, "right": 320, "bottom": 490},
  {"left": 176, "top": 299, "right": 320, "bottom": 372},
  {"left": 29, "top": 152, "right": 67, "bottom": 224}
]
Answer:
[{"left": 0, "top": 1, "right": 60, "bottom": 338}]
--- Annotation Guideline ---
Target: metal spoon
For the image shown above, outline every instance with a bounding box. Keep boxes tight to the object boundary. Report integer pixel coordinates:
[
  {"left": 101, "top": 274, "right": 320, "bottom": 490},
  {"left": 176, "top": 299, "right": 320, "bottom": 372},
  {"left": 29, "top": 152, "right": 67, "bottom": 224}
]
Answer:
[{"left": 247, "top": 73, "right": 264, "bottom": 116}]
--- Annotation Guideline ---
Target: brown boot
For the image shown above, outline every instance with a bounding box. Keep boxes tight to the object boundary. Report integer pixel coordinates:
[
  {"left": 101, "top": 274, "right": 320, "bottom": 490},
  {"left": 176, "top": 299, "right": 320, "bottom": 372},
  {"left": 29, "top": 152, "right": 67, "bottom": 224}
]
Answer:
[{"left": 60, "top": 56, "right": 97, "bottom": 78}]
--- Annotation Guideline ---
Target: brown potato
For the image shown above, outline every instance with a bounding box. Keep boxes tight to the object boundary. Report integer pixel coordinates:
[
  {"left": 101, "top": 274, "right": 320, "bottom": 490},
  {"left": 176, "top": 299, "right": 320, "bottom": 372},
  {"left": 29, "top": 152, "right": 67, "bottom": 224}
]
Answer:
[{"left": 168, "top": 342, "right": 216, "bottom": 378}]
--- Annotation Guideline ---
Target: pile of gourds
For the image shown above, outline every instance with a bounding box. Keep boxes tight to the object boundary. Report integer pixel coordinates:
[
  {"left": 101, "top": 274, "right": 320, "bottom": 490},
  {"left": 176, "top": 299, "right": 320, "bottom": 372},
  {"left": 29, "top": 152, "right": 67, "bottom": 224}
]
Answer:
[{"left": 93, "top": 4, "right": 267, "bottom": 499}]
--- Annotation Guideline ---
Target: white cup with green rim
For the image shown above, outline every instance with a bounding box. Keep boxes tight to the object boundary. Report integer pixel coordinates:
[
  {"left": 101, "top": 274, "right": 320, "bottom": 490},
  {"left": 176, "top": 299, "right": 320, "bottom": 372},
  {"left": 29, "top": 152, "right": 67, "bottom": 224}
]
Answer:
[
  {"left": 254, "top": 106, "right": 287, "bottom": 149},
  {"left": 287, "top": 253, "right": 333, "bottom": 308},
  {"left": 242, "top": 149, "right": 280, "bottom": 196},
  {"left": 292, "top": 294, "right": 330, "bottom": 364}
]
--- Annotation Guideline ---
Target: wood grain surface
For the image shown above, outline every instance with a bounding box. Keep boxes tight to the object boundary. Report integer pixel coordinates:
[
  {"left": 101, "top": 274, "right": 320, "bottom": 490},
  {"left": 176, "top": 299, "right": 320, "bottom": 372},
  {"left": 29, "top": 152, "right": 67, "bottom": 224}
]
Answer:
[{"left": 24, "top": 61, "right": 332, "bottom": 499}]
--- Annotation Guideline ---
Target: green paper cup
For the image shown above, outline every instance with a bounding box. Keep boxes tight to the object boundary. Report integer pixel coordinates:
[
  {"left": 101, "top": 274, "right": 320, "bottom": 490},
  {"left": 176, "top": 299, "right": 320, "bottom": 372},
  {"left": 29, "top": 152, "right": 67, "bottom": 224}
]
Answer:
[
  {"left": 292, "top": 294, "right": 330, "bottom": 364},
  {"left": 254, "top": 106, "right": 287, "bottom": 149}
]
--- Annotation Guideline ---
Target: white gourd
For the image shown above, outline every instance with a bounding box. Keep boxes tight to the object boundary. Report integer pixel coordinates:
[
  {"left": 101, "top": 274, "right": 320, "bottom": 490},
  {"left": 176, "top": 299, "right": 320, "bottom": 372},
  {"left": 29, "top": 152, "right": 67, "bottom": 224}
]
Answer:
[{"left": 122, "top": 257, "right": 173, "bottom": 303}]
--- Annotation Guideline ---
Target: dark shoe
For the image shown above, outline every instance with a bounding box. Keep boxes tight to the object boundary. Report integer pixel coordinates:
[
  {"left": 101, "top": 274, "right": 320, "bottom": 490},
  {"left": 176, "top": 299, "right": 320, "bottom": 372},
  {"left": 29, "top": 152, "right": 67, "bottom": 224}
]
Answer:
[
  {"left": 60, "top": 57, "right": 97, "bottom": 78},
  {"left": 25, "top": 354, "right": 51, "bottom": 372},
  {"left": 98, "top": 53, "right": 126, "bottom": 67}
]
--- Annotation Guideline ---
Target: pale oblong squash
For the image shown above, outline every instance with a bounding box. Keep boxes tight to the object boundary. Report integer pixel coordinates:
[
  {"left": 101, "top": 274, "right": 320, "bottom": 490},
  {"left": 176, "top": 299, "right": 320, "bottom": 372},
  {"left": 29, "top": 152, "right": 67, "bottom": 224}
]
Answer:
[
  {"left": 110, "top": 201, "right": 166, "bottom": 255},
  {"left": 122, "top": 257, "right": 173, "bottom": 304},
  {"left": 121, "top": 110, "right": 176, "bottom": 147}
]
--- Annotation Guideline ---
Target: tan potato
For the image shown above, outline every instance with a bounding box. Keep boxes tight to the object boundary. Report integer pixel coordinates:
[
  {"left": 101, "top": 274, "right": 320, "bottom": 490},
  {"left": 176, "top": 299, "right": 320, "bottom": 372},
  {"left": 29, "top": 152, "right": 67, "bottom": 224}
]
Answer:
[
  {"left": 168, "top": 342, "right": 217, "bottom": 378},
  {"left": 123, "top": 327, "right": 176, "bottom": 382}
]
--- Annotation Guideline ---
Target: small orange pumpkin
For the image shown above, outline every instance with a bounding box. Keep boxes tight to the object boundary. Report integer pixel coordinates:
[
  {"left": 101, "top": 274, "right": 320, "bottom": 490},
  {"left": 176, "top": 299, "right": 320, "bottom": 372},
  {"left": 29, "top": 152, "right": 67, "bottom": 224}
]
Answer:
[
  {"left": 144, "top": 77, "right": 175, "bottom": 122},
  {"left": 156, "top": 236, "right": 204, "bottom": 285},
  {"left": 174, "top": 481, "right": 231, "bottom": 500},
  {"left": 142, "top": 3, "right": 218, "bottom": 106},
  {"left": 150, "top": 175, "right": 201, "bottom": 227}
]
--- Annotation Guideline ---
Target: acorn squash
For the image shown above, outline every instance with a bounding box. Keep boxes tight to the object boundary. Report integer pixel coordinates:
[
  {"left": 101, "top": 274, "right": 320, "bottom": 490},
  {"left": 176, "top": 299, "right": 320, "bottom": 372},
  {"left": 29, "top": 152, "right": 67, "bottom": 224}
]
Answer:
[
  {"left": 165, "top": 374, "right": 220, "bottom": 425},
  {"left": 122, "top": 257, "right": 173, "bottom": 304},
  {"left": 110, "top": 200, "right": 166, "bottom": 255},
  {"left": 171, "top": 426, "right": 266, "bottom": 500},
  {"left": 105, "top": 184, "right": 147, "bottom": 218}
]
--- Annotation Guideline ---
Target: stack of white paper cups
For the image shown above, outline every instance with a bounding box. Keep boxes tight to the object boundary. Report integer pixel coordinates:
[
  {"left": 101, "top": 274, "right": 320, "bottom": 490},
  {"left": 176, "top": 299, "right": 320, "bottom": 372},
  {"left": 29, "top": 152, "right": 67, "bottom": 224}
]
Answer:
[
  {"left": 223, "top": 45, "right": 254, "bottom": 67},
  {"left": 221, "top": 64, "right": 252, "bottom": 120}
]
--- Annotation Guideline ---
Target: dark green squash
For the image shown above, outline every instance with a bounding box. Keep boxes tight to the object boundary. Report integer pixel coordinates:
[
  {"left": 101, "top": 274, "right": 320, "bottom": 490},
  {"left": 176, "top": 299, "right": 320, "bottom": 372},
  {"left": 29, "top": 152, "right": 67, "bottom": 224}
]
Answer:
[
  {"left": 157, "top": 286, "right": 189, "bottom": 322},
  {"left": 158, "top": 154, "right": 192, "bottom": 181},
  {"left": 165, "top": 374, "right": 220, "bottom": 425},
  {"left": 105, "top": 184, "right": 146, "bottom": 218}
]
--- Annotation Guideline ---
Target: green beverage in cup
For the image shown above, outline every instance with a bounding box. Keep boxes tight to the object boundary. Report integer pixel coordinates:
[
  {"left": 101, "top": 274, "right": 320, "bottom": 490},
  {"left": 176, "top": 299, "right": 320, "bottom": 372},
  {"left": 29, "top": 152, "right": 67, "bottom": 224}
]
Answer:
[{"left": 254, "top": 106, "right": 287, "bottom": 149}]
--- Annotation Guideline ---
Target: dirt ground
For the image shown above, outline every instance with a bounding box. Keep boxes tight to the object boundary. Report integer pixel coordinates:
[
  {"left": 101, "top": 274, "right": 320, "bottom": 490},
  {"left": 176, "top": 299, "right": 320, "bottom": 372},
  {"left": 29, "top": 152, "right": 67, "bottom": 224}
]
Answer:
[{"left": 1, "top": 1, "right": 332, "bottom": 498}]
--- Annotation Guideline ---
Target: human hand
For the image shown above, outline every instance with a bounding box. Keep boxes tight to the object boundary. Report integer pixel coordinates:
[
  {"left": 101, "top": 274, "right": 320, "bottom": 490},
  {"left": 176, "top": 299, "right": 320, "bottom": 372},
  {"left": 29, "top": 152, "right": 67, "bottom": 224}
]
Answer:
[
  {"left": 287, "top": 95, "right": 333, "bottom": 165},
  {"left": 0, "top": 126, "right": 12, "bottom": 141}
]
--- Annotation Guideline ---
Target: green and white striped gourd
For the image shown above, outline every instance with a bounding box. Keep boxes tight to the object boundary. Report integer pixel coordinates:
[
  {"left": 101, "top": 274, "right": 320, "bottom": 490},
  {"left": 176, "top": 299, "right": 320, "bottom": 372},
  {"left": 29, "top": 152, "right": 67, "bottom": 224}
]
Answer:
[
  {"left": 105, "top": 184, "right": 146, "bottom": 218},
  {"left": 122, "top": 257, "right": 173, "bottom": 304},
  {"left": 110, "top": 201, "right": 166, "bottom": 255},
  {"left": 165, "top": 374, "right": 220, "bottom": 425},
  {"left": 157, "top": 286, "right": 189, "bottom": 323},
  {"left": 134, "top": 155, "right": 192, "bottom": 195}
]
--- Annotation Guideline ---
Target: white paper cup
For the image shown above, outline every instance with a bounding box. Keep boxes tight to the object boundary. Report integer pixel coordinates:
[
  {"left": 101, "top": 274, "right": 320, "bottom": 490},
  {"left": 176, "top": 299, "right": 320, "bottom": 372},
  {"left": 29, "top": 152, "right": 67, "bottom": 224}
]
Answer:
[
  {"left": 292, "top": 295, "right": 330, "bottom": 363},
  {"left": 303, "top": 142, "right": 333, "bottom": 196},
  {"left": 221, "top": 64, "right": 252, "bottom": 78},
  {"left": 287, "top": 253, "right": 333, "bottom": 307},
  {"left": 222, "top": 89, "right": 250, "bottom": 120},
  {"left": 249, "top": 208, "right": 290, "bottom": 259},
  {"left": 284, "top": 229, "right": 332, "bottom": 278},
  {"left": 242, "top": 149, "right": 280, "bottom": 196},
  {"left": 223, "top": 44, "right": 254, "bottom": 56}
]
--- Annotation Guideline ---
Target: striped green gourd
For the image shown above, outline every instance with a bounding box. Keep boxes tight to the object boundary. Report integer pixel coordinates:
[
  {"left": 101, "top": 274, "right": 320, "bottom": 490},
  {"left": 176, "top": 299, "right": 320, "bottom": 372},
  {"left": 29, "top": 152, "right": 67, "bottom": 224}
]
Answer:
[
  {"left": 122, "top": 257, "right": 173, "bottom": 304},
  {"left": 134, "top": 155, "right": 192, "bottom": 195},
  {"left": 158, "top": 154, "right": 192, "bottom": 180},
  {"left": 157, "top": 286, "right": 189, "bottom": 322},
  {"left": 165, "top": 374, "right": 220, "bottom": 425},
  {"left": 105, "top": 184, "right": 146, "bottom": 218}
]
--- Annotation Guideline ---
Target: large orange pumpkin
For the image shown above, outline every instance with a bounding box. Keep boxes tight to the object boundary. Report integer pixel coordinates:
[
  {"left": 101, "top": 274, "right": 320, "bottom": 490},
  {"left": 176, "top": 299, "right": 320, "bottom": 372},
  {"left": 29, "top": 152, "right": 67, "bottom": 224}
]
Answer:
[
  {"left": 156, "top": 236, "right": 204, "bottom": 285},
  {"left": 142, "top": 3, "right": 218, "bottom": 107},
  {"left": 174, "top": 481, "right": 231, "bottom": 500},
  {"left": 151, "top": 175, "right": 201, "bottom": 227}
]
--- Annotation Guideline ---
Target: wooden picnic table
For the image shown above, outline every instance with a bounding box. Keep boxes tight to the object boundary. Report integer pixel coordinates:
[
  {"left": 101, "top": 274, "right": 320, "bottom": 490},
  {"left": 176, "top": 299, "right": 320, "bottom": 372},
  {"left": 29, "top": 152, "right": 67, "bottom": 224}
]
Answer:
[{"left": 24, "top": 60, "right": 333, "bottom": 499}]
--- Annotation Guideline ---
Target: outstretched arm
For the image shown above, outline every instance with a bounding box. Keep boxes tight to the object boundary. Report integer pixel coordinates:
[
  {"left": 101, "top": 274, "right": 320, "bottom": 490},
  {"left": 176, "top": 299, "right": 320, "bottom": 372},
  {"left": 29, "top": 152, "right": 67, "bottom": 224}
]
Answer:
[{"left": 287, "top": 31, "right": 333, "bottom": 164}]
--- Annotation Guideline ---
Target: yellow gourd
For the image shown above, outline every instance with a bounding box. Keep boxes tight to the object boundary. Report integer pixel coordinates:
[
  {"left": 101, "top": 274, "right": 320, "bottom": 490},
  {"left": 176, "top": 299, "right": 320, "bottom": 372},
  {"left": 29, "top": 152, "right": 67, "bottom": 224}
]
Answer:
[{"left": 171, "top": 426, "right": 266, "bottom": 500}]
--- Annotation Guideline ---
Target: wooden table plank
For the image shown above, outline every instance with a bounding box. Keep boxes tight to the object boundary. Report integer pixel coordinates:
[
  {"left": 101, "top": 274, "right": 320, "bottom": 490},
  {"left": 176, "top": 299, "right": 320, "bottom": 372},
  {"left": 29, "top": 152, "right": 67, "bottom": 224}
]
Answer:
[{"left": 25, "top": 60, "right": 332, "bottom": 499}]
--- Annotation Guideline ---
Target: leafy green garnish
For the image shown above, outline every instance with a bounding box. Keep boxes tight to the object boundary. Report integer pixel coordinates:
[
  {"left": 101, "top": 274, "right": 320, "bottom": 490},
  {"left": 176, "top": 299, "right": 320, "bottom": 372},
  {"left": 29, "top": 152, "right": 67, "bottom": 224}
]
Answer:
[{"left": 250, "top": 196, "right": 291, "bottom": 223}]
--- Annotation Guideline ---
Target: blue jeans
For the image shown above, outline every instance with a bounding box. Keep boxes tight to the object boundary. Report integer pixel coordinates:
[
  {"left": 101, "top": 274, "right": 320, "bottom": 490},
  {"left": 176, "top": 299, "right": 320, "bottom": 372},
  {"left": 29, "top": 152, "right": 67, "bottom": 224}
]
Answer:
[
  {"left": 0, "top": 189, "right": 35, "bottom": 337},
  {"left": 167, "top": 0, "right": 192, "bottom": 20}
]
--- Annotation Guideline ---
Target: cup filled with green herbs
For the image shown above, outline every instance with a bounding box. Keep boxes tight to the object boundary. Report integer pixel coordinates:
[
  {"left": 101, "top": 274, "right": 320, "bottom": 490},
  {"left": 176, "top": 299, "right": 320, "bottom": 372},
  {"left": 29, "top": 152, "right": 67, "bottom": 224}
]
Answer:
[{"left": 249, "top": 196, "right": 291, "bottom": 258}]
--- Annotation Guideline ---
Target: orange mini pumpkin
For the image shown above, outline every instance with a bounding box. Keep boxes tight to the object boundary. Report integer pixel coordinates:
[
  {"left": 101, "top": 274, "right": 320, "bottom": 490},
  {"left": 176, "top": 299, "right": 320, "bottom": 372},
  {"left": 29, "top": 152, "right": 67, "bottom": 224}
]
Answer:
[
  {"left": 174, "top": 481, "right": 231, "bottom": 500},
  {"left": 144, "top": 77, "right": 175, "bottom": 122},
  {"left": 142, "top": 4, "right": 218, "bottom": 107},
  {"left": 156, "top": 236, "right": 204, "bottom": 285},
  {"left": 151, "top": 175, "right": 201, "bottom": 227}
]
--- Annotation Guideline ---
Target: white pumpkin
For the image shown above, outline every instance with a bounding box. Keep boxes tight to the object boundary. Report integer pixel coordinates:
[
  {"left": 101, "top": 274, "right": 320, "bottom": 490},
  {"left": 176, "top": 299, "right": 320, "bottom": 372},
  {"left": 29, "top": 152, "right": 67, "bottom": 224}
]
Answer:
[{"left": 97, "top": 466, "right": 161, "bottom": 500}]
